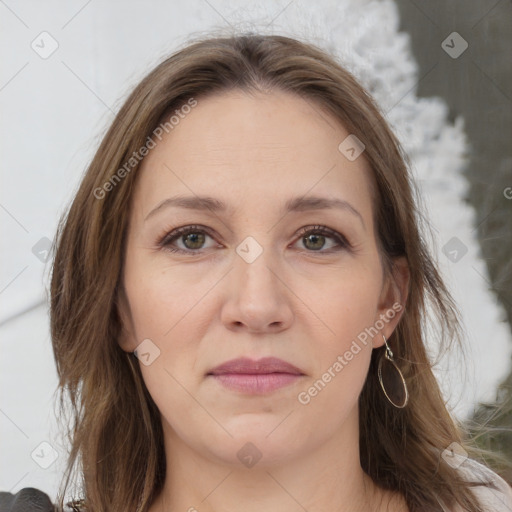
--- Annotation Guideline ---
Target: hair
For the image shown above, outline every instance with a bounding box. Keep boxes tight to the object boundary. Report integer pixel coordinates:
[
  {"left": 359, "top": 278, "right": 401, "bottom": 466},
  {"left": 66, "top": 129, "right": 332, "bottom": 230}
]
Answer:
[{"left": 50, "top": 31, "right": 507, "bottom": 512}]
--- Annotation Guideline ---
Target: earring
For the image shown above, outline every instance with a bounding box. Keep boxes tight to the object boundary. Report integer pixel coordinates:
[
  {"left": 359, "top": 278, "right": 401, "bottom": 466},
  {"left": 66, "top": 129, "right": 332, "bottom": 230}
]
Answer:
[{"left": 378, "top": 334, "right": 409, "bottom": 408}]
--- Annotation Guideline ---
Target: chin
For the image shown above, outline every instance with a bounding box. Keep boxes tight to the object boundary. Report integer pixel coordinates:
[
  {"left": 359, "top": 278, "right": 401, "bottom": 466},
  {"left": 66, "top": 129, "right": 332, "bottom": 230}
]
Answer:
[{"left": 201, "top": 420, "right": 307, "bottom": 467}]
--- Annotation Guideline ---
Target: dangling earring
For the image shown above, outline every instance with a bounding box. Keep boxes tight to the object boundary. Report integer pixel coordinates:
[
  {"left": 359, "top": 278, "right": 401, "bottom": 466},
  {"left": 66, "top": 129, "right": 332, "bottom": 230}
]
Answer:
[{"left": 378, "top": 334, "right": 409, "bottom": 408}]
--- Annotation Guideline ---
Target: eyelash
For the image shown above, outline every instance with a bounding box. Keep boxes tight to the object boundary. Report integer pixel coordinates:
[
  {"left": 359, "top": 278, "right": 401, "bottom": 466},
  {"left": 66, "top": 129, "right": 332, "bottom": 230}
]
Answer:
[{"left": 156, "top": 224, "right": 352, "bottom": 256}]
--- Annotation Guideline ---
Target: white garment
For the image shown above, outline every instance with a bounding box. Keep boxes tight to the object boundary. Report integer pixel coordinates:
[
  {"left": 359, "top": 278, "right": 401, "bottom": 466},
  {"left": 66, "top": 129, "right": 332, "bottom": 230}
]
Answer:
[{"left": 442, "top": 458, "right": 512, "bottom": 512}]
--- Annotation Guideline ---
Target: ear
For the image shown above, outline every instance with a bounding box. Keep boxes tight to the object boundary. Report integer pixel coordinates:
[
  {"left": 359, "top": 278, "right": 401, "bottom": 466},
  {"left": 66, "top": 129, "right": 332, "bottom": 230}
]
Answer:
[
  {"left": 116, "top": 284, "right": 138, "bottom": 353},
  {"left": 373, "top": 256, "right": 410, "bottom": 349}
]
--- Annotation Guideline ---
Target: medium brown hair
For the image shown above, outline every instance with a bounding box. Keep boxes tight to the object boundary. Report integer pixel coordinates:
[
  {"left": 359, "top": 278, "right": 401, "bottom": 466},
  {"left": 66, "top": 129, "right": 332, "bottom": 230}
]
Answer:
[{"left": 51, "top": 31, "right": 503, "bottom": 511}]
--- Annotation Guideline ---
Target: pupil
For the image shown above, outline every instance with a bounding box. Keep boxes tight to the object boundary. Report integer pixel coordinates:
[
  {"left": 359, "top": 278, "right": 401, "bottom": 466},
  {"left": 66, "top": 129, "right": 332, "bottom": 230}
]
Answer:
[
  {"left": 184, "top": 233, "right": 204, "bottom": 249},
  {"left": 306, "top": 234, "right": 324, "bottom": 250}
]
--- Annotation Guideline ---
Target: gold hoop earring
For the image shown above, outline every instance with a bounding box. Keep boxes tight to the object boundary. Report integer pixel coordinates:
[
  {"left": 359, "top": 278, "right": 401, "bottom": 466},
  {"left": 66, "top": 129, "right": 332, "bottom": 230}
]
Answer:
[{"left": 378, "top": 334, "right": 409, "bottom": 408}]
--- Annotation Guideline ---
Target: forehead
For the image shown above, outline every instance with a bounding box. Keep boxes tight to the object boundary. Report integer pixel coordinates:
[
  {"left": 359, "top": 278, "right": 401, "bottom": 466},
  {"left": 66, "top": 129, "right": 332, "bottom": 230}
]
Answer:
[{"left": 133, "top": 89, "right": 374, "bottom": 219}]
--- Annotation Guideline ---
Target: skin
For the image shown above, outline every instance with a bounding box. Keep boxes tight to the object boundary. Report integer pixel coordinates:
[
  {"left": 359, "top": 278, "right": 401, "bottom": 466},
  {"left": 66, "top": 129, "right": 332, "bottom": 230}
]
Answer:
[{"left": 117, "top": 89, "right": 410, "bottom": 512}]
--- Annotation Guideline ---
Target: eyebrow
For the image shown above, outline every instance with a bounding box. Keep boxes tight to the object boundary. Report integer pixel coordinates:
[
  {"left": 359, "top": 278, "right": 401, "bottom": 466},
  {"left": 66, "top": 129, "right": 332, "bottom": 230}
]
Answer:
[{"left": 144, "top": 194, "right": 365, "bottom": 229}]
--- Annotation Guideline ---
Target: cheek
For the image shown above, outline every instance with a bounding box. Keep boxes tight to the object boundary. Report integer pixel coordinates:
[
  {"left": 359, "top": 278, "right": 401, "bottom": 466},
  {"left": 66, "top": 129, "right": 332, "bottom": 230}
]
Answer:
[
  {"left": 294, "top": 263, "right": 382, "bottom": 394},
  {"left": 293, "top": 277, "right": 380, "bottom": 422},
  {"left": 123, "top": 257, "right": 220, "bottom": 340},
  {"left": 128, "top": 266, "right": 210, "bottom": 421},
  {"left": 123, "top": 258, "right": 223, "bottom": 407},
  {"left": 297, "top": 262, "right": 383, "bottom": 345}
]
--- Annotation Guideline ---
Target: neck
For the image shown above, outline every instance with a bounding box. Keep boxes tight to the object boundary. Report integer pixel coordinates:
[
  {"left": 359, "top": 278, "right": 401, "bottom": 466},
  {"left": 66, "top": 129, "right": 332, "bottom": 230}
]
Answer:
[{"left": 151, "top": 408, "right": 397, "bottom": 512}]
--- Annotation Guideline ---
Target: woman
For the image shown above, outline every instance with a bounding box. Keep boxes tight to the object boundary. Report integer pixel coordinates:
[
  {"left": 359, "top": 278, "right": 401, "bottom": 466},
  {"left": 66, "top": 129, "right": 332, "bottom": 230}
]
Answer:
[{"left": 5, "top": 33, "right": 512, "bottom": 512}]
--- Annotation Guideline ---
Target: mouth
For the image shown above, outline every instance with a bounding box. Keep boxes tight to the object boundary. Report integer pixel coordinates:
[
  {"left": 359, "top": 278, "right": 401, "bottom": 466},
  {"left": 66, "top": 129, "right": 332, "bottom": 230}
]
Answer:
[
  {"left": 207, "top": 356, "right": 304, "bottom": 376},
  {"left": 206, "top": 357, "right": 305, "bottom": 394}
]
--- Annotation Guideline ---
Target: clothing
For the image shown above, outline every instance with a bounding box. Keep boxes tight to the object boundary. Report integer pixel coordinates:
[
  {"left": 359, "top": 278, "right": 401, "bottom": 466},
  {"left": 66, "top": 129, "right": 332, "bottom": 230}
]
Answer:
[
  {"left": 0, "top": 488, "right": 54, "bottom": 511},
  {"left": 446, "top": 457, "right": 512, "bottom": 512},
  {"left": 1, "top": 459, "right": 511, "bottom": 511}
]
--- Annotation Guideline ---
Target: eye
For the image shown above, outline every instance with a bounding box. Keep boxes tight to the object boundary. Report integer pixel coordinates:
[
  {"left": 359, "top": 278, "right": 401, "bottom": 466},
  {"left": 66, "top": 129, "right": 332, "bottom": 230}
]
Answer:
[
  {"left": 157, "top": 225, "right": 218, "bottom": 255},
  {"left": 292, "top": 225, "right": 351, "bottom": 253}
]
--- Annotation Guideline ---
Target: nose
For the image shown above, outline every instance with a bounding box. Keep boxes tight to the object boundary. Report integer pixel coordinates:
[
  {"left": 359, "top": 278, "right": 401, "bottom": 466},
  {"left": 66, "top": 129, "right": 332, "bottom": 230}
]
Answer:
[{"left": 220, "top": 247, "right": 294, "bottom": 334}]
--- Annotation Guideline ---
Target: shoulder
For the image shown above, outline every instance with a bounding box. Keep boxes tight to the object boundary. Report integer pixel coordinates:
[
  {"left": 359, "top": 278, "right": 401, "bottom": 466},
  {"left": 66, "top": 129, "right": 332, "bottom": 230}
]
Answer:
[
  {"left": 0, "top": 487, "right": 54, "bottom": 511},
  {"left": 452, "top": 458, "right": 512, "bottom": 512},
  {"left": 0, "top": 488, "right": 85, "bottom": 512}
]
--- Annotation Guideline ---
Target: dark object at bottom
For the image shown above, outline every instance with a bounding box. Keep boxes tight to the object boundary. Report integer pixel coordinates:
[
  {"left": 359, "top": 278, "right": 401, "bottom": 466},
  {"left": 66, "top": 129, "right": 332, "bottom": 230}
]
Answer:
[{"left": 0, "top": 488, "right": 54, "bottom": 512}]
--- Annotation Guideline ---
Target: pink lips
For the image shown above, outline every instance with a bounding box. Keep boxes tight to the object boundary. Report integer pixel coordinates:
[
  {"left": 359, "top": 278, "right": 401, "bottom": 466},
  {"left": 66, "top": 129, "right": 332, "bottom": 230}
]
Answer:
[{"left": 207, "top": 357, "right": 304, "bottom": 394}]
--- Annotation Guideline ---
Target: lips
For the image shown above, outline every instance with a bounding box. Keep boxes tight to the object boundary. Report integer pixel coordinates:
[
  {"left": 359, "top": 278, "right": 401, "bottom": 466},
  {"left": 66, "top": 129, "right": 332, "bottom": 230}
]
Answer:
[
  {"left": 206, "top": 357, "right": 305, "bottom": 394},
  {"left": 207, "top": 357, "right": 304, "bottom": 376}
]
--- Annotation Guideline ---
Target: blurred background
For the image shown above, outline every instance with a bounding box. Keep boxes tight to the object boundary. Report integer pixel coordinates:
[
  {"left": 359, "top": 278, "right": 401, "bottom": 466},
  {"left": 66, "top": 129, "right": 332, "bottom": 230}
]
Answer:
[
  {"left": 1, "top": 0, "right": 511, "bottom": 500},
  {"left": 393, "top": 0, "right": 512, "bottom": 481}
]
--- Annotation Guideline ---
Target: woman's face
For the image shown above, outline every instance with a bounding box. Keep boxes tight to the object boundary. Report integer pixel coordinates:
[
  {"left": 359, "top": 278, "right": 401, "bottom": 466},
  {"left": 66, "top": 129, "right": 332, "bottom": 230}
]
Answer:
[{"left": 118, "top": 89, "right": 406, "bottom": 467}]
